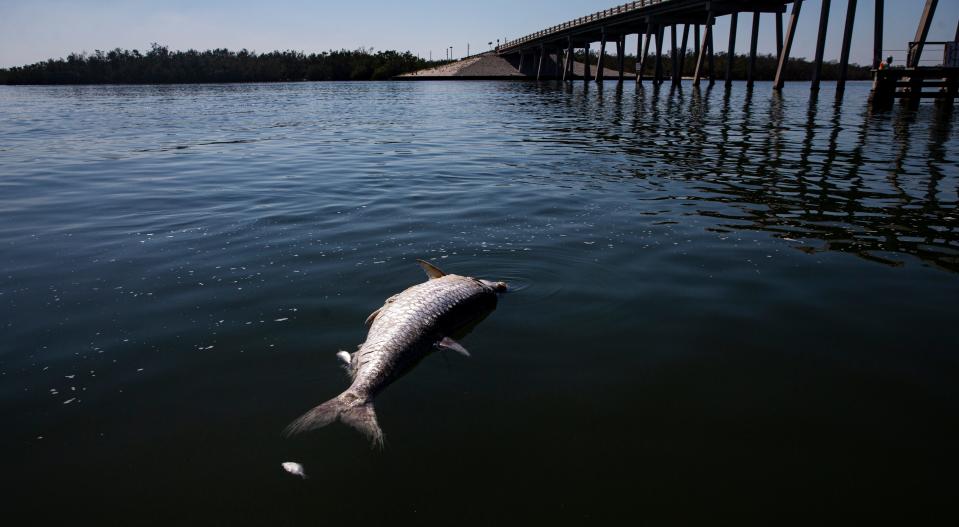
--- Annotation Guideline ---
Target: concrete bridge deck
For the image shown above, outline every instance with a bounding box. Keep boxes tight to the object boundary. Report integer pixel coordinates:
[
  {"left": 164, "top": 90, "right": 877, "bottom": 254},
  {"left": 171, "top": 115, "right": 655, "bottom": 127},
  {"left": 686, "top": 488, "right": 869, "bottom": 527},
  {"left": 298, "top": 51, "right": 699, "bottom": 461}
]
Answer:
[
  {"left": 498, "top": 0, "right": 783, "bottom": 54},
  {"left": 493, "top": 0, "right": 958, "bottom": 106}
]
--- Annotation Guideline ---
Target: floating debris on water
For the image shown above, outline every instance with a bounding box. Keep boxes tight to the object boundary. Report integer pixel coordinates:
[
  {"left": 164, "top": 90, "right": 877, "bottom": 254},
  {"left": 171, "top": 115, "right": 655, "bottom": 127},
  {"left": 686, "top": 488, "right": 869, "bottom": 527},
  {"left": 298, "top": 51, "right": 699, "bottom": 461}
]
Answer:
[{"left": 281, "top": 462, "right": 307, "bottom": 479}]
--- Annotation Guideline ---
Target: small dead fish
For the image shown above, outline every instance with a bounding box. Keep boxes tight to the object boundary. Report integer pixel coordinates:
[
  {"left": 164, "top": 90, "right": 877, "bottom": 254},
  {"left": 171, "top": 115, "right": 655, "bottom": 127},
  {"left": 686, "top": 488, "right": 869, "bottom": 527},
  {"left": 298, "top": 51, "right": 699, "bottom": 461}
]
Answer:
[{"left": 281, "top": 462, "right": 307, "bottom": 479}]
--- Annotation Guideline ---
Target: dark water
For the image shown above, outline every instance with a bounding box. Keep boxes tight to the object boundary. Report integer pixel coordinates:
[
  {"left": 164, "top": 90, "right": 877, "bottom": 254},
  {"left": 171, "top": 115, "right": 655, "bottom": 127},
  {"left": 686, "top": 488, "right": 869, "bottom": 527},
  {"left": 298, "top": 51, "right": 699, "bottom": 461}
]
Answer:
[{"left": 1, "top": 81, "right": 957, "bottom": 524}]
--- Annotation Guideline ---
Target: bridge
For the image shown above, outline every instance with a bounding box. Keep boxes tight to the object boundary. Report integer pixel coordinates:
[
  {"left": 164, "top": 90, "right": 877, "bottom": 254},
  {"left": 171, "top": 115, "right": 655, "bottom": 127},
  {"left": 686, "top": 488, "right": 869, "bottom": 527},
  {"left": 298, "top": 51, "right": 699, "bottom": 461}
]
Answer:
[{"left": 495, "top": 0, "right": 958, "bottom": 105}]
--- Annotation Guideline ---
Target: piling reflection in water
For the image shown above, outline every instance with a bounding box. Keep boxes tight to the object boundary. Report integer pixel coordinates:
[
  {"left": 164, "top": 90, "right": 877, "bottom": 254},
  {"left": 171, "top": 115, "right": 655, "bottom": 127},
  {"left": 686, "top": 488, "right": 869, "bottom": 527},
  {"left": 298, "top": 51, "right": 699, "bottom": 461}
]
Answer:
[{"left": 560, "top": 81, "right": 959, "bottom": 272}]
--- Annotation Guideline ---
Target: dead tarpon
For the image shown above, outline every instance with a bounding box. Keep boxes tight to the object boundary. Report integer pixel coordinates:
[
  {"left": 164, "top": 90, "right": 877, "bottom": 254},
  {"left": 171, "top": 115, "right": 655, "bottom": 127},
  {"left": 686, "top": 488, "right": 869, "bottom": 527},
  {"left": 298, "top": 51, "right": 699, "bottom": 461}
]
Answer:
[{"left": 284, "top": 259, "right": 507, "bottom": 447}]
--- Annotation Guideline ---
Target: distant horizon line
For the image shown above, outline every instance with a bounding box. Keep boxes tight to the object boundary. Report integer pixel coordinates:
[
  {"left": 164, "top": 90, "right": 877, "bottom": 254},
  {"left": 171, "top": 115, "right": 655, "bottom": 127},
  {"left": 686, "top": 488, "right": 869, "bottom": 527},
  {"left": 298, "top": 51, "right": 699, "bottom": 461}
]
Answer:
[{"left": 0, "top": 43, "right": 875, "bottom": 71}]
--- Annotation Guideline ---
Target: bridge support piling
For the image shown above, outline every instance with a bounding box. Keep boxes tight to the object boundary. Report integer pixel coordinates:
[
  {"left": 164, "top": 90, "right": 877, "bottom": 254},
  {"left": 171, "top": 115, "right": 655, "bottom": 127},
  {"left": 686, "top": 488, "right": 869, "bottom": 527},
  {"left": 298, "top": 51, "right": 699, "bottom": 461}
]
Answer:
[
  {"left": 725, "top": 12, "right": 738, "bottom": 87},
  {"left": 748, "top": 11, "right": 760, "bottom": 87},
  {"left": 678, "top": 24, "right": 690, "bottom": 82},
  {"left": 537, "top": 46, "right": 545, "bottom": 81},
  {"left": 518, "top": 53, "right": 525, "bottom": 75},
  {"left": 584, "top": 45, "right": 591, "bottom": 84},
  {"left": 639, "top": 25, "right": 653, "bottom": 82},
  {"left": 776, "top": 12, "right": 784, "bottom": 58},
  {"left": 564, "top": 37, "right": 573, "bottom": 81},
  {"left": 694, "top": 24, "right": 701, "bottom": 62},
  {"left": 617, "top": 37, "right": 626, "bottom": 83},
  {"left": 560, "top": 49, "right": 566, "bottom": 81},
  {"left": 837, "top": 0, "right": 858, "bottom": 93},
  {"left": 636, "top": 31, "right": 643, "bottom": 82},
  {"left": 654, "top": 25, "right": 665, "bottom": 84},
  {"left": 693, "top": 13, "right": 713, "bottom": 86},
  {"left": 811, "top": 0, "right": 831, "bottom": 91},
  {"left": 707, "top": 20, "right": 715, "bottom": 85},
  {"left": 670, "top": 25, "right": 679, "bottom": 84},
  {"left": 774, "top": 0, "right": 803, "bottom": 90},
  {"left": 596, "top": 29, "right": 607, "bottom": 83},
  {"left": 872, "top": 0, "right": 883, "bottom": 70}
]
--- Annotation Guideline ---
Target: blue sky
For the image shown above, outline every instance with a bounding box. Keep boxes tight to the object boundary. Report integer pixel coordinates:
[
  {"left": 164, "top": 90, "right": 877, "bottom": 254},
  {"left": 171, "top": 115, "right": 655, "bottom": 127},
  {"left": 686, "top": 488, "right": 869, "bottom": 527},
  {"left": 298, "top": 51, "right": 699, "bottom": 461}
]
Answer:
[{"left": 1, "top": 0, "right": 957, "bottom": 68}]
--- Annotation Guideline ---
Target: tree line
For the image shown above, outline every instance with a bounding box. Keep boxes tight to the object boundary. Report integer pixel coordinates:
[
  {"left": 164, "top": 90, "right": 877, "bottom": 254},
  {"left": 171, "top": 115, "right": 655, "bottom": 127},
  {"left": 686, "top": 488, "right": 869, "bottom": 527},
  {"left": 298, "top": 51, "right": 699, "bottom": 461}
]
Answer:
[{"left": 0, "top": 44, "right": 447, "bottom": 84}]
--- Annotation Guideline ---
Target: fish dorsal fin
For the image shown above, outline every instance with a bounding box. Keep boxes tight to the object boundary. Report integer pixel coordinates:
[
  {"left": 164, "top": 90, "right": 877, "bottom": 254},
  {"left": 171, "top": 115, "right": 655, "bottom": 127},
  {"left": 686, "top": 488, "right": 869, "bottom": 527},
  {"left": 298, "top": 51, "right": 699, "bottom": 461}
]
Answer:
[
  {"left": 416, "top": 259, "right": 446, "bottom": 280},
  {"left": 364, "top": 307, "right": 382, "bottom": 328}
]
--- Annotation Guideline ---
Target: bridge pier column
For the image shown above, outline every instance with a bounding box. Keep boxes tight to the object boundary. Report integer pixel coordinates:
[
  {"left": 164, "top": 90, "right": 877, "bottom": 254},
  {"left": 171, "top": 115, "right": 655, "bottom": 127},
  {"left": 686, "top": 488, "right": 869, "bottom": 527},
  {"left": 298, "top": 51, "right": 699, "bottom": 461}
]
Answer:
[
  {"left": 654, "top": 25, "right": 665, "bottom": 84},
  {"left": 774, "top": 0, "right": 803, "bottom": 91},
  {"left": 564, "top": 37, "right": 573, "bottom": 81},
  {"left": 670, "top": 25, "right": 679, "bottom": 84},
  {"left": 811, "top": 0, "right": 831, "bottom": 91},
  {"left": 518, "top": 53, "right": 525, "bottom": 75},
  {"left": 725, "top": 12, "right": 738, "bottom": 87},
  {"left": 694, "top": 24, "right": 701, "bottom": 62},
  {"left": 837, "top": 0, "right": 858, "bottom": 94},
  {"left": 596, "top": 29, "right": 607, "bottom": 83},
  {"left": 693, "top": 10, "right": 716, "bottom": 86},
  {"left": 748, "top": 11, "right": 760, "bottom": 87},
  {"left": 707, "top": 20, "right": 715, "bottom": 85},
  {"left": 677, "top": 24, "right": 690, "bottom": 83},
  {"left": 636, "top": 31, "right": 643, "bottom": 82},
  {"left": 583, "top": 44, "right": 591, "bottom": 84},
  {"left": 617, "top": 37, "right": 626, "bottom": 83},
  {"left": 776, "top": 12, "right": 784, "bottom": 58},
  {"left": 639, "top": 24, "right": 653, "bottom": 82},
  {"left": 693, "top": 13, "right": 713, "bottom": 86},
  {"left": 872, "top": 0, "right": 883, "bottom": 70},
  {"left": 537, "top": 45, "right": 545, "bottom": 81}
]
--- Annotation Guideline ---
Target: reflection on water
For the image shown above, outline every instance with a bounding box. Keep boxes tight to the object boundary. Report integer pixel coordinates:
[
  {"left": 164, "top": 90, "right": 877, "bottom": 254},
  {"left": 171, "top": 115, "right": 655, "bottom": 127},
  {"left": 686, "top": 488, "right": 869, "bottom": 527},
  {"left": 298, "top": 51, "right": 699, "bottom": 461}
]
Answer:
[
  {"left": 0, "top": 81, "right": 957, "bottom": 524},
  {"left": 620, "top": 83, "right": 957, "bottom": 271}
]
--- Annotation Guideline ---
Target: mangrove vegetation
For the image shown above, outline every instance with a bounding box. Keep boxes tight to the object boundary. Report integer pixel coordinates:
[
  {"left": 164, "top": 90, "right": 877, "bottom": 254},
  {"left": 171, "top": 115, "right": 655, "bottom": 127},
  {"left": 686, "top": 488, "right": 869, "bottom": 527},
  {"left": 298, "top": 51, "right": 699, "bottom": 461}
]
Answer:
[{"left": 0, "top": 44, "right": 445, "bottom": 84}]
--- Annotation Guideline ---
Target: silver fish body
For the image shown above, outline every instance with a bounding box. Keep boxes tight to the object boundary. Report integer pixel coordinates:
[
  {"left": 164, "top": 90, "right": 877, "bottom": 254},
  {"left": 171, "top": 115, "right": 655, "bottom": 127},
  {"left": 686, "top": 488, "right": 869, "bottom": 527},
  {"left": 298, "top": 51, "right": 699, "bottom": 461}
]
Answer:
[{"left": 284, "top": 260, "right": 506, "bottom": 446}]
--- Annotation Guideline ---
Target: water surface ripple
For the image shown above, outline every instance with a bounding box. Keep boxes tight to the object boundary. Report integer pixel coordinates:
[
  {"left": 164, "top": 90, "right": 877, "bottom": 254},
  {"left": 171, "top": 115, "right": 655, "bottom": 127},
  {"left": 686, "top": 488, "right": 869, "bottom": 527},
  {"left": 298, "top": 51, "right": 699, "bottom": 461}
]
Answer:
[{"left": 1, "top": 81, "right": 957, "bottom": 523}]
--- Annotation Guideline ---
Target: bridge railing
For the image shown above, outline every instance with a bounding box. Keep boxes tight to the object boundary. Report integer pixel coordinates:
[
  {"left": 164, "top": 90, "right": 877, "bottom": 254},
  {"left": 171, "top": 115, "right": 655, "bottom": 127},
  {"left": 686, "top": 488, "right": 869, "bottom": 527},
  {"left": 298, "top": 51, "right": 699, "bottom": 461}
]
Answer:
[{"left": 498, "top": 0, "right": 669, "bottom": 52}]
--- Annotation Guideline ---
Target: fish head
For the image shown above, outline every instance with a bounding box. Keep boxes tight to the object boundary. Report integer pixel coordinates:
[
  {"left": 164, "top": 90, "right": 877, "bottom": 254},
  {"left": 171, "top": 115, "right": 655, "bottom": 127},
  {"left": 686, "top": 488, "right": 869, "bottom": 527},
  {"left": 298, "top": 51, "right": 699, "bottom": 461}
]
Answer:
[{"left": 479, "top": 279, "right": 508, "bottom": 293}]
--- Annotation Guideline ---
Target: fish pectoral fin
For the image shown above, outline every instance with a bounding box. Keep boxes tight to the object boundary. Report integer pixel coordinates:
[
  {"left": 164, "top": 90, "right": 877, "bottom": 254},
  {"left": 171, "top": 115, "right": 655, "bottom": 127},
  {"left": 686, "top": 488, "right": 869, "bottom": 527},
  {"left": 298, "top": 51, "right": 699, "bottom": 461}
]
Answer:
[
  {"left": 416, "top": 259, "right": 447, "bottom": 280},
  {"left": 364, "top": 308, "right": 382, "bottom": 327},
  {"left": 437, "top": 337, "right": 470, "bottom": 358},
  {"left": 365, "top": 295, "right": 399, "bottom": 327}
]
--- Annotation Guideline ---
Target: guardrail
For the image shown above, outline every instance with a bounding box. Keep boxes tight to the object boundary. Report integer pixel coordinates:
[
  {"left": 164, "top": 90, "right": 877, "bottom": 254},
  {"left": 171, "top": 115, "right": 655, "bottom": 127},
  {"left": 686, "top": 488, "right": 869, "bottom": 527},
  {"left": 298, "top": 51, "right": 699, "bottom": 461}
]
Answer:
[
  {"left": 497, "top": 0, "right": 669, "bottom": 52},
  {"left": 882, "top": 43, "right": 959, "bottom": 69}
]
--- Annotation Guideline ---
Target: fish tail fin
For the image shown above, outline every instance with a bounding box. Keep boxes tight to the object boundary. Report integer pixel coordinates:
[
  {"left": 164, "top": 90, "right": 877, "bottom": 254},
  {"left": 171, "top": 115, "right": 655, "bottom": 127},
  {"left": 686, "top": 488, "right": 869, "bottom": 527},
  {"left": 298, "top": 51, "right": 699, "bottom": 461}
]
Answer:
[
  {"left": 284, "top": 392, "right": 384, "bottom": 448},
  {"left": 341, "top": 400, "right": 384, "bottom": 448}
]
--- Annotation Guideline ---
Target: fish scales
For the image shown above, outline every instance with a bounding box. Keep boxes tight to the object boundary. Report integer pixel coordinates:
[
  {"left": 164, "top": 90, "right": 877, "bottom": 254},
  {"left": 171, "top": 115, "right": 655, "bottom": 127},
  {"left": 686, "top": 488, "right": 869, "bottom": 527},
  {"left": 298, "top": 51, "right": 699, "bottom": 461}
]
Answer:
[
  {"left": 354, "top": 276, "right": 489, "bottom": 392},
  {"left": 285, "top": 260, "right": 506, "bottom": 447}
]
